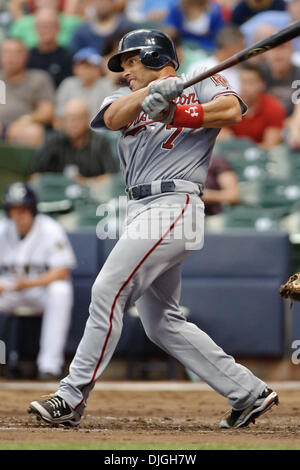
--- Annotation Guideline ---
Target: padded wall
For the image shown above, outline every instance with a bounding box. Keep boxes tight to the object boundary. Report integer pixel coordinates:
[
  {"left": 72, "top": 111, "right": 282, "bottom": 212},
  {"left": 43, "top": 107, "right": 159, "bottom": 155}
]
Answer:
[{"left": 181, "top": 231, "right": 290, "bottom": 357}]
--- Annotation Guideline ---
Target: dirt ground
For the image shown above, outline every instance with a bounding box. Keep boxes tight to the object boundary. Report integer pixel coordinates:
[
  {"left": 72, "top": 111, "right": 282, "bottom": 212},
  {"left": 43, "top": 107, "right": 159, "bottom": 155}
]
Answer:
[{"left": 0, "top": 384, "right": 299, "bottom": 449}]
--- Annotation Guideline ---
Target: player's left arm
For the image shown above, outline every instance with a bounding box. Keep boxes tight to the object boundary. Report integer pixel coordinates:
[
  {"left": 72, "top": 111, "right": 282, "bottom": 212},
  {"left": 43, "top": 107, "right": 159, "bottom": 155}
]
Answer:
[
  {"left": 198, "top": 94, "right": 242, "bottom": 128},
  {"left": 142, "top": 93, "right": 242, "bottom": 128},
  {"left": 145, "top": 75, "right": 243, "bottom": 128},
  {"left": 13, "top": 267, "right": 70, "bottom": 291}
]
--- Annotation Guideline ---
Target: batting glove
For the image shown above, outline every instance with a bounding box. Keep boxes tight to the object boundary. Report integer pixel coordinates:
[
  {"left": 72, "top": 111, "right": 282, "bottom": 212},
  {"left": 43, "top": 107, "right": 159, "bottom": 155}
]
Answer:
[
  {"left": 148, "top": 76, "right": 184, "bottom": 101},
  {"left": 142, "top": 92, "right": 176, "bottom": 125}
]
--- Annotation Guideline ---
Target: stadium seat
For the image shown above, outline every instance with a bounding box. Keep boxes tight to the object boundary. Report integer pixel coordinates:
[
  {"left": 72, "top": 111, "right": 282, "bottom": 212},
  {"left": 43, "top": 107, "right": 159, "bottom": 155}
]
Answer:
[
  {"left": 257, "top": 178, "right": 300, "bottom": 210},
  {"left": 218, "top": 206, "right": 286, "bottom": 230},
  {"left": 73, "top": 202, "right": 103, "bottom": 229},
  {"left": 0, "top": 142, "right": 35, "bottom": 173},
  {"left": 267, "top": 145, "right": 300, "bottom": 181},
  {"left": 214, "top": 138, "right": 269, "bottom": 182},
  {"left": 30, "top": 173, "right": 90, "bottom": 214},
  {"left": 89, "top": 172, "right": 126, "bottom": 204},
  {"left": 0, "top": 143, "right": 35, "bottom": 202}
]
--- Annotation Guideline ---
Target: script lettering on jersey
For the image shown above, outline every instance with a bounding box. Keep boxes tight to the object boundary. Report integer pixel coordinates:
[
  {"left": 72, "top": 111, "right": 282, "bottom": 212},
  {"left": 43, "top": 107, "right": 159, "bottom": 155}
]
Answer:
[
  {"left": 174, "top": 92, "right": 199, "bottom": 106},
  {"left": 124, "top": 92, "right": 200, "bottom": 137}
]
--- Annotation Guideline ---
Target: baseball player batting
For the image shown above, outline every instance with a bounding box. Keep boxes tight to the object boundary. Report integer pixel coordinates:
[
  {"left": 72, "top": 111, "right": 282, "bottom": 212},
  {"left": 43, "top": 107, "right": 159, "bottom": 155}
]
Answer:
[{"left": 29, "top": 29, "right": 279, "bottom": 429}]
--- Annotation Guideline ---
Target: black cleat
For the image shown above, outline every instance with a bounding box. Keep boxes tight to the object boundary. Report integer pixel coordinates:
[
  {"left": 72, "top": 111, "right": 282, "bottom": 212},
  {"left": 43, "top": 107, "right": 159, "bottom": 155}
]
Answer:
[
  {"left": 220, "top": 387, "right": 279, "bottom": 429},
  {"left": 28, "top": 395, "right": 81, "bottom": 427}
]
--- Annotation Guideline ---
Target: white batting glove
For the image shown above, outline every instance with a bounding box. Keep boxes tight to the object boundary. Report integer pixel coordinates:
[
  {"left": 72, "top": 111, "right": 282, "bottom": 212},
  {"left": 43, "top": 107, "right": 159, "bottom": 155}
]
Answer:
[
  {"left": 148, "top": 76, "right": 184, "bottom": 101},
  {"left": 142, "top": 92, "right": 176, "bottom": 124}
]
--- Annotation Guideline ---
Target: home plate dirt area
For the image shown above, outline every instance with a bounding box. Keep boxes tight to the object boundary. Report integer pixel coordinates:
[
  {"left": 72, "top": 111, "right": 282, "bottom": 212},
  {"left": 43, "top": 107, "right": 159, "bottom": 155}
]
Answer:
[{"left": 0, "top": 381, "right": 300, "bottom": 449}]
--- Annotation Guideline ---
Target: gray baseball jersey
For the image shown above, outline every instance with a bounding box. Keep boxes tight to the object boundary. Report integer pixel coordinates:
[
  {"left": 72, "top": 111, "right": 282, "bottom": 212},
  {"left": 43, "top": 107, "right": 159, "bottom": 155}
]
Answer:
[{"left": 91, "top": 67, "right": 247, "bottom": 188}]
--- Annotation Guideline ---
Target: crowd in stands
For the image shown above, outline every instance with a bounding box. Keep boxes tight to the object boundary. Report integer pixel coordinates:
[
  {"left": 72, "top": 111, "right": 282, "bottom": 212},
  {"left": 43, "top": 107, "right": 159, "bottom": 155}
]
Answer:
[{"left": 0, "top": 0, "right": 300, "bottom": 217}]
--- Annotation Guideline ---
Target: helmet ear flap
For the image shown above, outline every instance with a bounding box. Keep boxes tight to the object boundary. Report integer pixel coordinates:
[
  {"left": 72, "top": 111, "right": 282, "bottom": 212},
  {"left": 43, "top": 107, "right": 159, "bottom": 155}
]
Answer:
[{"left": 139, "top": 48, "right": 171, "bottom": 69}]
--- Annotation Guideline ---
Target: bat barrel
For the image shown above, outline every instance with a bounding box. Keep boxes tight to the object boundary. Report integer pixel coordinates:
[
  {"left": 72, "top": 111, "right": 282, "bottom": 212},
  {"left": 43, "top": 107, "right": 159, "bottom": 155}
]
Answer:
[
  {"left": 183, "top": 19, "right": 300, "bottom": 90},
  {"left": 237, "top": 18, "right": 300, "bottom": 62}
]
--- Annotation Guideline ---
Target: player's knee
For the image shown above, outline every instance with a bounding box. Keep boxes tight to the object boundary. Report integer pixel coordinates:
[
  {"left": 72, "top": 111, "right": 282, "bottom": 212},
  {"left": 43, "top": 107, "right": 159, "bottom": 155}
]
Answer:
[
  {"left": 91, "top": 273, "right": 116, "bottom": 303},
  {"left": 144, "top": 311, "right": 186, "bottom": 344},
  {"left": 143, "top": 321, "right": 164, "bottom": 344},
  {"left": 91, "top": 277, "right": 105, "bottom": 302}
]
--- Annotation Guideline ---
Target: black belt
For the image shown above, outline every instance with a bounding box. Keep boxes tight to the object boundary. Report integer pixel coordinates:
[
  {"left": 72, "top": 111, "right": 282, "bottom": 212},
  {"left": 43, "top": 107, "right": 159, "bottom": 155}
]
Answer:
[{"left": 127, "top": 181, "right": 176, "bottom": 200}]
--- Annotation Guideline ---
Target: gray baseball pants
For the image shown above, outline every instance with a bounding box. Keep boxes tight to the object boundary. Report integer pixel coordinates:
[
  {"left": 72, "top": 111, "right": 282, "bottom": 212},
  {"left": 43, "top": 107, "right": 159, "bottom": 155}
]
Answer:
[{"left": 57, "top": 190, "right": 266, "bottom": 415}]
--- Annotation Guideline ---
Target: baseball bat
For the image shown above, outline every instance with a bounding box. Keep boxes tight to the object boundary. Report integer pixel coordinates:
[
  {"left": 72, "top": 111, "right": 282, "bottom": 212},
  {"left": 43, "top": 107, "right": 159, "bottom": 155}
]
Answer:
[{"left": 183, "top": 19, "right": 300, "bottom": 89}]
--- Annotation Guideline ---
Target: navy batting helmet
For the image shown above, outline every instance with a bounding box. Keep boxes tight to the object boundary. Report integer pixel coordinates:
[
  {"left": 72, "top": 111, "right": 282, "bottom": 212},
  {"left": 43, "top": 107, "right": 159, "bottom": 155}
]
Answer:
[
  {"left": 3, "top": 182, "right": 38, "bottom": 216},
  {"left": 107, "top": 29, "right": 179, "bottom": 72}
]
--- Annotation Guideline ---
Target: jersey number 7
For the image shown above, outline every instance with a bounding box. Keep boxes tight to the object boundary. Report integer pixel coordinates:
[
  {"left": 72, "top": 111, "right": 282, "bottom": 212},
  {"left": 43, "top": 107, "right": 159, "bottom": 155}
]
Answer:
[{"left": 162, "top": 125, "right": 183, "bottom": 150}]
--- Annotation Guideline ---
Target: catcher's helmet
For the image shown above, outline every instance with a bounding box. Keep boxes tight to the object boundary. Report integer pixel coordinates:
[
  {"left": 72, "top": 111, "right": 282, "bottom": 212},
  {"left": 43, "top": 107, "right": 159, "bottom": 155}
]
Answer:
[
  {"left": 108, "top": 29, "right": 179, "bottom": 72},
  {"left": 3, "top": 182, "right": 38, "bottom": 216}
]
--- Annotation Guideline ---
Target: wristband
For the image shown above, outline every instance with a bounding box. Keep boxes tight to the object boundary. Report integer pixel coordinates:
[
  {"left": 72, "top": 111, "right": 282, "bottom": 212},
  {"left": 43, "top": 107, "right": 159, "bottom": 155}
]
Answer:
[{"left": 172, "top": 104, "right": 204, "bottom": 128}]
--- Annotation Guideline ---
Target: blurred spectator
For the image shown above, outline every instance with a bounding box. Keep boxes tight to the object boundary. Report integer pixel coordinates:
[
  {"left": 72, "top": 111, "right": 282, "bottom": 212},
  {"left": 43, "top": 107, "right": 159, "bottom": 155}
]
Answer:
[
  {"left": 0, "top": 0, "right": 13, "bottom": 41},
  {"left": 9, "top": 0, "right": 81, "bottom": 48},
  {"left": 287, "top": 0, "right": 300, "bottom": 19},
  {"left": 188, "top": 25, "right": 244, "bottom": 93},
  {"left": 124, "top": 0, "right": 179, "bottom": 23},
  {"left": 55, "top": 48, "right": 115, "bottom": 122},
  {"left": 70, "top": 0, "right": 134, "bottom": 55},
  {"left": 32, "top": 99, "right": 118, "bottom": 186},
  {"left": 261, "top": 42, "right": 300, "bottom": 116},
  {"left": 216, "top": 0, "right": 235, "bottom": 21},
  {"left": 164, "top": 0, "right": 225, "bottom": 52},
  {"left": 241, "top": 13, "right": 288, "bottom": 47},
  {"left": 174, "top": 31, "right": 208, "bottom": 75},
  {"left": 223, "top": 64, "right": 286, "bottom": 149},
  {"left": 62, "top": 0, "right": 99, "bottom": 17},
  {"left": 0, "top": 38, "right": 55, "bottom": 148},
  {"left": 0, "top": 181, "right": 76, "bottom": 380},
  {"left": 203, "top": 154, "right": 240, "bottom": 216},
  {"left": 6, "top": 0, "right": 30, "bottom": 19},
  {"left": 232, "top": 0, "right": 285, "bottom": 26},
  {"left": 240, "top": 0, "right": 300, "bottom": 63},
  {"left": 28, "top": 8, "right": 73, "bottom": 88},
  {"left": 63, "top": 0, "right": 128, "bottom": 17},
  {"left": 244, "top": 24, "right": 278, "bottom": 67},
  {"left": 286, "top": 99, "right": 300, "bottom": 150},
  {"left": 264, "top": 39, "right": 300, "bottom": 148},
  {"left": 287, "top": 0, "right": 300, "bottom": 65},
  {"left": 139, "top": 0, "right": 179, "bottom": 22}
]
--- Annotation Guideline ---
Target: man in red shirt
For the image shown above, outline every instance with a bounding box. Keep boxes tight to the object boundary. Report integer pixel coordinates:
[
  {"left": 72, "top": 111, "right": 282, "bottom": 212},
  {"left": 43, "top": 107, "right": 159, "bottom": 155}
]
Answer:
[{"left": 224, "top": 63, "right": 286, "bottom": 149}]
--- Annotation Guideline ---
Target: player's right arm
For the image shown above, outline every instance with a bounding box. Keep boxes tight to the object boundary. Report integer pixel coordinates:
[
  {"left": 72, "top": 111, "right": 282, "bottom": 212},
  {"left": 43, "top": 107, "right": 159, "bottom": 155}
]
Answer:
[{"left": 103, "top": 87, "right": 149, "bottom": 130}]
